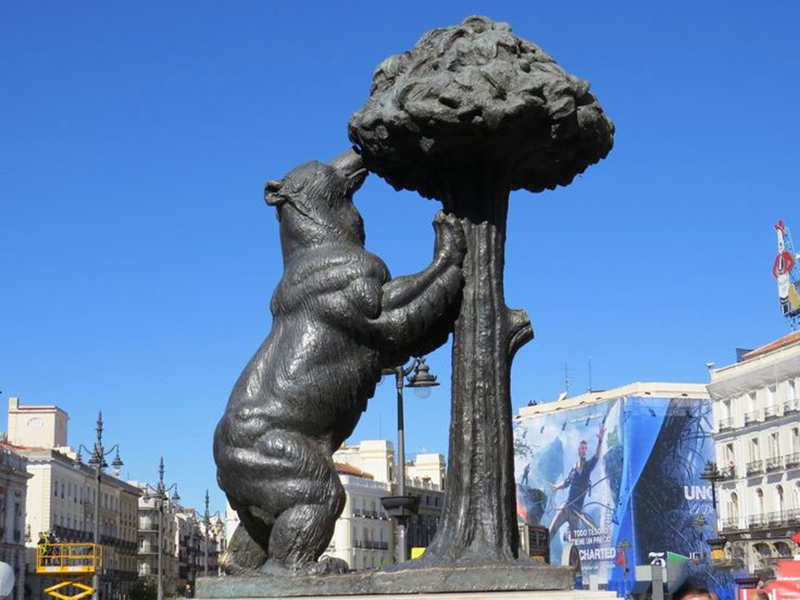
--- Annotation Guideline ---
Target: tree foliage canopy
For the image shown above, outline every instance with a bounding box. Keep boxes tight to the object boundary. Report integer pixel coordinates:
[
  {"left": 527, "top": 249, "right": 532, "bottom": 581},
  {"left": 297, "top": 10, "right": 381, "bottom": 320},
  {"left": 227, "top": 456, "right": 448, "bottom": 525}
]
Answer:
[{"left": 349, "top": 16, "right": 614, "bottom": 200}]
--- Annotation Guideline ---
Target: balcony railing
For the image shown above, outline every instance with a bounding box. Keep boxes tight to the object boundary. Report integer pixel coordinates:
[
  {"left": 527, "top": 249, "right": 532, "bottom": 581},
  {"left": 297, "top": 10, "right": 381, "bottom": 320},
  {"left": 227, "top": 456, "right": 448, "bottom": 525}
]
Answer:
[
  {"left": 785, "top": 452, "right": 800, "bottom": 468},
  {"left": 765, "top": 456, "right": 783, "bottom": 472},
  {"left": 353, "top": 540, "right": 389, "bottom": 550},
  {"left": 764, "top": 405, "right": 779, "bottom": 420},
  {"left": 718, "top": 417, "right": 733, "bottom": 432},
  {"left": 747, "top": 514, "right": 767, "bottom": 529},
  {"left": 788, "top": 508, "right": 800, "bottom": 524},
  {"left": 721, "top": 517, "right": 740, "bottom": 531},
  {"left": 746, "top": 459, "right": 764, "bottom": 476},
  {"left": 744, "top": 410, "right": 761, "bottom": 425},
  {"left": 768, "top": 511, "right": 787, "bottom": 526},
  {"left": 352, "top": 509, "right": 387, "bottom": 520},
  {"left": 784, "top": 401, "right": 799, "bottom": 416},
  {"left": 51, "top": 526, "right": 93, "bottom": 543}
]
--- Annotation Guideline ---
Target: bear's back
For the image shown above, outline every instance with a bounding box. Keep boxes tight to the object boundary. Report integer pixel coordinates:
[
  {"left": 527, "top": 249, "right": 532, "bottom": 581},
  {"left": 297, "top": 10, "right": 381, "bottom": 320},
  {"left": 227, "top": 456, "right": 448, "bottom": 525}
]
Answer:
[{"left": 272, "top": 244, "right": 390, "bottom": 325}]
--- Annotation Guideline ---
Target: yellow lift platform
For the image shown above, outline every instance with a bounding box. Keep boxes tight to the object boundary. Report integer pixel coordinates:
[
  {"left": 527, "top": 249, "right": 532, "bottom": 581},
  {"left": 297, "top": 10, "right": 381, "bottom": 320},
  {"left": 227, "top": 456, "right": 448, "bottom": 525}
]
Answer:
[{"left": 36, "top": 543, "right": 103, "bottom": 600}]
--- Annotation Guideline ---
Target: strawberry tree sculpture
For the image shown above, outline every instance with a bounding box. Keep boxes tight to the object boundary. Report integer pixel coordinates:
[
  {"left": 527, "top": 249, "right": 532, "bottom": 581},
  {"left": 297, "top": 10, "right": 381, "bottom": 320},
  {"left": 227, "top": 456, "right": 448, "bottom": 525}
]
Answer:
[{"left": 349, "top": 16, "right": 614, "bottom": 565}]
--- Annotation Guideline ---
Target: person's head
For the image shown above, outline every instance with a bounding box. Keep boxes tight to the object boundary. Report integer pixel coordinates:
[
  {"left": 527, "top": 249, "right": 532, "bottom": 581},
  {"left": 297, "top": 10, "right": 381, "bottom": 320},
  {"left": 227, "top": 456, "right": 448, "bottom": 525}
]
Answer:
[
  {"left": 676, "top": 588, "right": 717, "bottom": 600},
  {"left": 578, "top": 440, "right": 589, "bottom": 459}
]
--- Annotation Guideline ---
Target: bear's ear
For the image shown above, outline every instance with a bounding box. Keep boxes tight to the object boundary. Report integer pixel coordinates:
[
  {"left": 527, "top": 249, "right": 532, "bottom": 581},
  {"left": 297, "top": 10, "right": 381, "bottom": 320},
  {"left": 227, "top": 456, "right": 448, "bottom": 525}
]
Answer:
[{"left": 265, "top": 180, "right": 284, "bottom": 206}]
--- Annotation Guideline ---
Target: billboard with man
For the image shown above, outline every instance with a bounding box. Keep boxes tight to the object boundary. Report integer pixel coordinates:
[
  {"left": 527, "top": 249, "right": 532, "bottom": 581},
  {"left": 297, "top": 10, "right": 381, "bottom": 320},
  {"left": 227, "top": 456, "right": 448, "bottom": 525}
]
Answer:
[{"left": 514, "top": 383, "right": 736, "bottom": 597}]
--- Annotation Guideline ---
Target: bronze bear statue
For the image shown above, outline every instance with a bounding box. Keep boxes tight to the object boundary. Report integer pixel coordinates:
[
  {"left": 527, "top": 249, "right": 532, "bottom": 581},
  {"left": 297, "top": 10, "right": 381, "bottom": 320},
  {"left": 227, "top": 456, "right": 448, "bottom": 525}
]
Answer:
[{"left": 214, "top": 149, "right": 465, "bottom": 575}]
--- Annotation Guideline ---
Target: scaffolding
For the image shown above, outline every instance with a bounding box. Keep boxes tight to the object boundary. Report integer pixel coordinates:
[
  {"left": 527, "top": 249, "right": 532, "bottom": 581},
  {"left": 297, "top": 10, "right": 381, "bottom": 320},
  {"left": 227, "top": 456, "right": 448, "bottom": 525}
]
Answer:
[{"left": 36, "top": 543, "right": 102, "bottom": 600}]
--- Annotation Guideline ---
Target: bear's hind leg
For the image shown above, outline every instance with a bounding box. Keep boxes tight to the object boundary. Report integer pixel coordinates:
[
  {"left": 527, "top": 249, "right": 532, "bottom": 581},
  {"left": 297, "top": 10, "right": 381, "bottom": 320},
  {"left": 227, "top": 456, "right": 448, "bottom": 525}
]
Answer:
[
  {"left": 262, "top": 491, "right": 347, "bottom": 575},
  {"left": 224, "top": 428, "right": 346, "bottom": 574},
  {"left": 257, "top": 437, "right": 346, "bottom": 574}
]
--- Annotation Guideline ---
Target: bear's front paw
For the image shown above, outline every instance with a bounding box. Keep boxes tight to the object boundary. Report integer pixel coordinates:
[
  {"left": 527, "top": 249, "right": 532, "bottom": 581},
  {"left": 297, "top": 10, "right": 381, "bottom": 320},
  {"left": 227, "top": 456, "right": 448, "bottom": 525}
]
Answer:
[{"left": 433, "top": 211, "right": 466, "bottom": 266}]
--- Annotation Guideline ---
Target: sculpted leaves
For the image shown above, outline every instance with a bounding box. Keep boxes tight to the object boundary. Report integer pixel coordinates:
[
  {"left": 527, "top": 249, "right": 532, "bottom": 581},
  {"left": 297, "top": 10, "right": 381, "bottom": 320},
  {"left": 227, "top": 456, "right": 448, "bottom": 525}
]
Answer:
[{"left": 349, "top": 16, "right": 614, "bottom": 198}]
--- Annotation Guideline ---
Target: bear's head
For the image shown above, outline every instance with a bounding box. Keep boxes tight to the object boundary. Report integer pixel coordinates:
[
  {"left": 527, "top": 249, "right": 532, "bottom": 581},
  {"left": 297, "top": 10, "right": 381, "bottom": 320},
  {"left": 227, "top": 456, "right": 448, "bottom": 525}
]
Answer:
[{"left": 265, "top": 149, "right": 368, "bottom": 258}]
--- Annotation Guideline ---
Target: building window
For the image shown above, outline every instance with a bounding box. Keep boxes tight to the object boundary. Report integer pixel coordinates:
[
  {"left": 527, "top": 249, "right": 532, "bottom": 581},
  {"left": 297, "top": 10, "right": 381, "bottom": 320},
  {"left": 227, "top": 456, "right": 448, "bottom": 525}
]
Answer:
[
  {"left": 756, "top": 488, "right": 764, "bottom": 517},
  {"left": 728, "top": 492, "right": 739, "bottom": 521},
  {"left": 770, "top": 432, "right": 780, "bottom": 459},
  {"left": 750, "top": 438, "right": 760, "bottom": 462},
  {"left": 725, "top": 443, "right": 735, "bottom": 475}
]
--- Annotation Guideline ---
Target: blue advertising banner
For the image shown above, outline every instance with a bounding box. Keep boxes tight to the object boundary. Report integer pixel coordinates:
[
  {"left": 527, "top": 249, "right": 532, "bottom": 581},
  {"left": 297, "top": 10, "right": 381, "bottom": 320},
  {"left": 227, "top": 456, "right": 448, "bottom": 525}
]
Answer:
[{"left": 514, "top": 395, "right": 735, "bottom": 596}]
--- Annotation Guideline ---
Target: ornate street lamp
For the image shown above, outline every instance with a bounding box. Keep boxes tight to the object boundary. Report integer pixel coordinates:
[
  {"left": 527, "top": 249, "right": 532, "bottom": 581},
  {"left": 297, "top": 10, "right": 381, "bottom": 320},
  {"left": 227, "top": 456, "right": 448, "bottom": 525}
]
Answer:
[
  {"left": 700, "top": 461, "right": 722, "bottom": 530},
  {"left": 202, "top": 490, "right": 224, "bottom": 578},
  {"left": 142, "top": 458, "right": 180, "bottom": 600},
  {"left": 694, "top": 514, "right": 707, "bottom": 561},
  {"left": 380, "top": 357, "right": 439, "bottom": 563},
  {"left": 75, "top": 412, "right": 123, "bottom": 600},
  {"left": 700, "top": 460, "right": 727, "bottom": 562}
]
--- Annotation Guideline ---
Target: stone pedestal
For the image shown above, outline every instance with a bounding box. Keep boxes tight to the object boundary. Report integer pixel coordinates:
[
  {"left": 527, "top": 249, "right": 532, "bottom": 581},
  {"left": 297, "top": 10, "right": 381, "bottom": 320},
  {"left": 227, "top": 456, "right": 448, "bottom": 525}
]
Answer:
[
  {"left": 197, "top": 592, "right": 616, "bottom": 600},
  {"left": 196, "top": 564, "right": 586, "bottom": 598}
]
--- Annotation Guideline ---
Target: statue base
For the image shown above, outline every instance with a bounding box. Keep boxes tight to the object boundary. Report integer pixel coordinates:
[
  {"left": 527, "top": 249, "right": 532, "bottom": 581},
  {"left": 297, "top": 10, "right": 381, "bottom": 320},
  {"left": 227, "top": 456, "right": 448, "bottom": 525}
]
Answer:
[{"left": 197, "top": 564, "right": 580, "bottom": 598}]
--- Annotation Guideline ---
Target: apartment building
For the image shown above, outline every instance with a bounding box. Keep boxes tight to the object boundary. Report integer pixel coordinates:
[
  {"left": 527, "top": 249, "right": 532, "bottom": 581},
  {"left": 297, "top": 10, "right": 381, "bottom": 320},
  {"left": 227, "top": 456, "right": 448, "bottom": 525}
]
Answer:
[
  {"left": 135, "top": 487, "right": 179, "bottom": 596},
  {"left": 5, "top": 397, "right": 140, "bottom": 600},
  {"left": 330, "top": 439, "right": 445, "bottom": 568},
  {"left": 0, "top": 446, "right": 31, "bottom": 600},
  {"left": 707, "top": 331, "right": 800, "bottom": 577}
]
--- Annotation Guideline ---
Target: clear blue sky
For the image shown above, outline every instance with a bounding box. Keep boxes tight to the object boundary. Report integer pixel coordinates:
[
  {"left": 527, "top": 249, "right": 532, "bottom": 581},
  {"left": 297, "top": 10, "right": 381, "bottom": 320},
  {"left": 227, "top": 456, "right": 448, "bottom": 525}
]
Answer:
[{"left": 3, "top": 2, "right": 799, "bottom": 514}]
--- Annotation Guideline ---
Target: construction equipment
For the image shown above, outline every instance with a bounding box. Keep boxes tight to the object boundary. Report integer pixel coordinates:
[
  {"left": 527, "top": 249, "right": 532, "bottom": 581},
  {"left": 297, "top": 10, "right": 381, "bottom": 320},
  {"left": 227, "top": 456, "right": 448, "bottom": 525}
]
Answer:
[{"left": 36, "top": 543, "right": 102, "bottom": 600}]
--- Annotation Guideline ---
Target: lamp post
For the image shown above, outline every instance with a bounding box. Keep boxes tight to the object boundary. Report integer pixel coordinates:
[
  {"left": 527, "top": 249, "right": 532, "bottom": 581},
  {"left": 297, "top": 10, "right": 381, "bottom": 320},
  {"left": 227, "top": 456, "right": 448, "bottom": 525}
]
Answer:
[
  {"left": 694, "top": 514, "right": 707, "bottom": 560},
  {"left": 202, "top": 490, "right": 224, "bottom": 578},
  {"left": 76, "top": 412, "right": 123, "bottom": 600},
  {"left": 700, "top": 460, "right": 728, "bottom": 562},
  {"left": 380, "top": 357, "right": 439, "bottom": 563},
  {"left": 142, "top": 458, "right": 180, "bottom": 600},
  {"left": 700, "top": 460, "right": 722, "bottom": 533}
]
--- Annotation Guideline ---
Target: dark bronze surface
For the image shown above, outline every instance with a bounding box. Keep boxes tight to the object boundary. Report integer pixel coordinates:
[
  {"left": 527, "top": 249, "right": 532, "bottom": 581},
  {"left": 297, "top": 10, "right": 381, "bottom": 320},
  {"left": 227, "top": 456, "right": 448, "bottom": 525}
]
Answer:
[
  {"left": 213, "top": 148, "right": 465, "bottom": 575},
  {"left": 349, "top": 16, "right": 613, "bottom": 567}
]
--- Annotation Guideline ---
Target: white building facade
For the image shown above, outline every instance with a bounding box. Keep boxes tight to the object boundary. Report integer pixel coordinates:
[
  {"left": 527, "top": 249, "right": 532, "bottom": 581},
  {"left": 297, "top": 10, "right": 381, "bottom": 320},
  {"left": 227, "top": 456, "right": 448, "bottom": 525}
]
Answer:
[
  {"left": 0, "top": 447, "right": 31, "bottom": 600},
  {"left": 327, "top": 465, "right": 393, "bottom": 571},
  {"left": 707, "top": 331, "right": 800, "bottom": 576},
  {"left": 135, "top": 488, "right": 179, "bottom": 596},
  {"left": 4, "top": 397, "right": 140, "bottom": 600},
  {"left": 328, "top": 440, "right": 445, "bottom": 569}
]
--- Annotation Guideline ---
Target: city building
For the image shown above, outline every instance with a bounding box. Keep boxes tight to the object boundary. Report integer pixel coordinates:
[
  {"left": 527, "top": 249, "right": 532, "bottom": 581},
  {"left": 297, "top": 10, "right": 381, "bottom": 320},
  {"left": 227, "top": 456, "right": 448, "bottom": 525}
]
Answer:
[
  {"left": 514, "top": 382, "right": 733, "bottom": 596},
  {"left": 197, "top": 512, "right": 225, "bottom": 579},
  {"left": 328, "top": 462, "right": 393, "bottom": 570},
  {"left": 175, "top": 509, "right": 201, "bottom": 594},
  {"left": 223, "top": 501, "right": 239, "bottom": 552},
  {"left": 0, "top": 446, "right": 32, "bottom": 600},
  {"left": 4, "top": 397, "right": 140, "bottom": 600},
  {"left": 707, "top": 331, "right": 800, "bottom": 577},
  {"left": 330, "top": 439, "right": 445, "bottom": 567},
  {"left": 134, "top": 484, "right": 179, "bottom": 597}
]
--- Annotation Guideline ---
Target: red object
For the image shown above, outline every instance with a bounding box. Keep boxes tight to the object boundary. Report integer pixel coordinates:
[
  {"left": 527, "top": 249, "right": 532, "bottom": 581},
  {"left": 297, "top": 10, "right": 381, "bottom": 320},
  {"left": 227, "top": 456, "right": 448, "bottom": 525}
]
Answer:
[
  {"left": 615, "top": 548, "right": 627, "bottom": 568},
  {"left": 774, "top": 251, "right": 796, "bottom": 278},
  {"left": 792, "top": 531, "right": 800, "bottom": 545}
]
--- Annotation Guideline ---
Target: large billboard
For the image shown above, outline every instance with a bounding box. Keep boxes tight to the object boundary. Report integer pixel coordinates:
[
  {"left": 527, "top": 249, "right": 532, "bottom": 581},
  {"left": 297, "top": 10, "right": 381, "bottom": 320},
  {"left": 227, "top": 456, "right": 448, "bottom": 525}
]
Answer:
[{"left": 514, "top": 394, "right": 735, "bottom": 596}]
